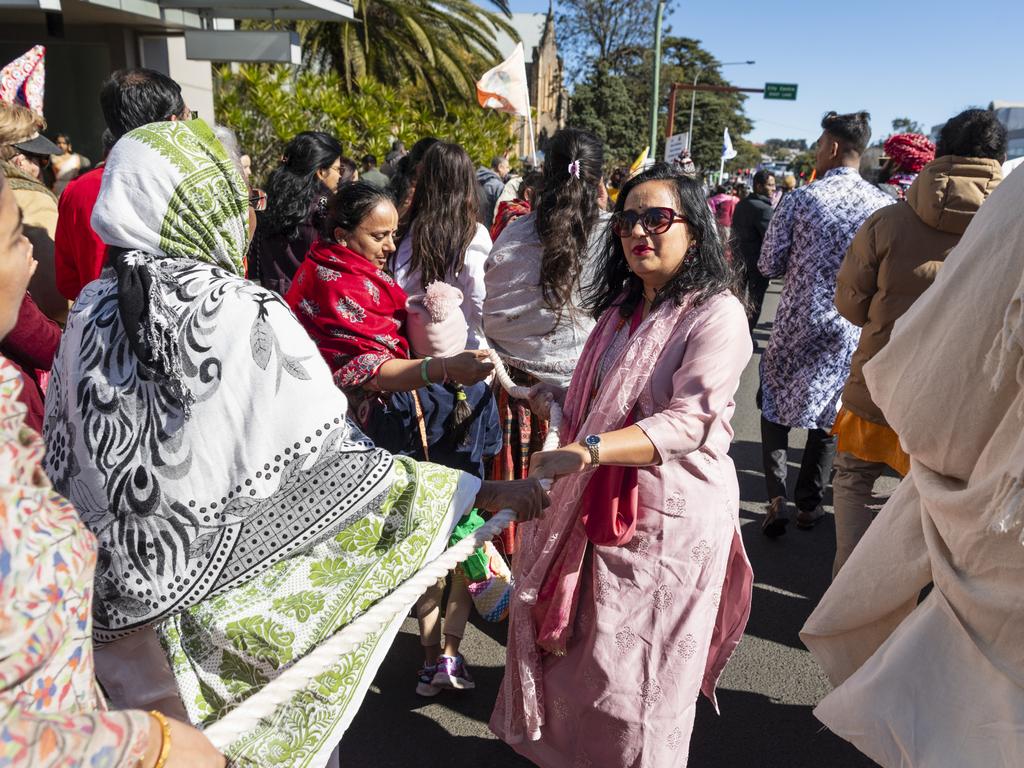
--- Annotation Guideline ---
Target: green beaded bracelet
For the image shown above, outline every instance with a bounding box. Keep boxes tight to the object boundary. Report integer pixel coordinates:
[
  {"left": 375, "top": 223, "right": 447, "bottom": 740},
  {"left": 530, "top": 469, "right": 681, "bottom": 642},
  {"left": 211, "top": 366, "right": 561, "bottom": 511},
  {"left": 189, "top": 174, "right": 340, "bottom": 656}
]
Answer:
[{"left": 420, "top": 356, "right": 433, "bottom": 385}]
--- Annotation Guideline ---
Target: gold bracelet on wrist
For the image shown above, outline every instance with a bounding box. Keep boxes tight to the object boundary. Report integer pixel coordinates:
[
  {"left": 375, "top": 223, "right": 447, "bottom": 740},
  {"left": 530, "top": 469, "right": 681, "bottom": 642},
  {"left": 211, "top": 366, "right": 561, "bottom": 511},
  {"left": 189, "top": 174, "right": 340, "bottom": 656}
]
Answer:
[{"left": 148, "top": 710, "right": 172, "bottom": 768}]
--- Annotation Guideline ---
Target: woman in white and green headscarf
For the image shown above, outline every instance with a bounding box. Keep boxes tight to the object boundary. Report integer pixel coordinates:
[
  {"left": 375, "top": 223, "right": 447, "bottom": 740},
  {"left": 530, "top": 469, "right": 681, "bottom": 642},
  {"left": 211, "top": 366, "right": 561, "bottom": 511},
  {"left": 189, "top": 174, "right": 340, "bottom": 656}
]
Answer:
[{"left": 43, "top": 119, "right": 546, "bottom": 768}]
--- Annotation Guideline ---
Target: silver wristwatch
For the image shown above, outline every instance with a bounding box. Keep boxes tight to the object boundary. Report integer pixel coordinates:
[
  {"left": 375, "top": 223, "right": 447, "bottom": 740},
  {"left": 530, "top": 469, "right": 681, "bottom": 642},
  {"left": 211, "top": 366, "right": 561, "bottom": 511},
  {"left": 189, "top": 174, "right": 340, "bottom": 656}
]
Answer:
[{"left": 582, "top": 434, "right": 601, "bottom": 466}]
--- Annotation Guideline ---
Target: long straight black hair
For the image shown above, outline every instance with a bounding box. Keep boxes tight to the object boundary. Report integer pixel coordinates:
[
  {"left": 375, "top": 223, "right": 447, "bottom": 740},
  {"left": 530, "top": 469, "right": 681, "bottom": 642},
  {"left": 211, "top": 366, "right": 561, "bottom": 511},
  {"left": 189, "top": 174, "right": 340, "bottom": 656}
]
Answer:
[
  {"left": 583, "top": 163, "right": 736, "bottom": 320},
  {"left": 405, "top": 141, "right": 479, "bottom": 289},
  {"left": 399, "top": 141, "right": 484, "bottom": 445}
]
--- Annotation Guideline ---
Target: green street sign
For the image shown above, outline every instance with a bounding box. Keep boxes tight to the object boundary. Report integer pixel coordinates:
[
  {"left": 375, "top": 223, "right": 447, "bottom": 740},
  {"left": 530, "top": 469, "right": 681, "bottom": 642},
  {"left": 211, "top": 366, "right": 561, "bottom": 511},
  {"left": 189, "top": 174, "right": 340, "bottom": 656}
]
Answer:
[{"left": 764, "top": 83, "right": 798, "bottom": 100}]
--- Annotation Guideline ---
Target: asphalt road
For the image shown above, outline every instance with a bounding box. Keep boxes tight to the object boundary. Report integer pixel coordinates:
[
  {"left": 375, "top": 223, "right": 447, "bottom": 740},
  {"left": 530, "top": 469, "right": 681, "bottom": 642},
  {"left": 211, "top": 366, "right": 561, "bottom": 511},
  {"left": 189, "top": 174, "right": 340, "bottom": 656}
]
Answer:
[{"left": 339, "top": 284, "right": 882, "bottom": 768}]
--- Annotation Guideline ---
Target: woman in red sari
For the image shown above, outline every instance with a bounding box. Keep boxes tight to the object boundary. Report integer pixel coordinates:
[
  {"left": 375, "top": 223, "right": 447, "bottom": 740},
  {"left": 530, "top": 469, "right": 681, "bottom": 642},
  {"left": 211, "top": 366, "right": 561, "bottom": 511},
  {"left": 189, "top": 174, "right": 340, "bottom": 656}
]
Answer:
[
  {"left": 285, "top": 180, "right": 501, "bottom": 696},
  {"left": 284, "top": 182, "right": 496, "bottom": 460}
]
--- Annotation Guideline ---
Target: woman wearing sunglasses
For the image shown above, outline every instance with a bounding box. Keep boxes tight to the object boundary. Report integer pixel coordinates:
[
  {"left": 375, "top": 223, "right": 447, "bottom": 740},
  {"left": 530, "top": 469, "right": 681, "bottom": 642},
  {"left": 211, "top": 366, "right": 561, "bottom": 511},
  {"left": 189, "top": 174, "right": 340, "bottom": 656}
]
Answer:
[{"left": 493, "top": 164, "right": 754, "bottom": 768}]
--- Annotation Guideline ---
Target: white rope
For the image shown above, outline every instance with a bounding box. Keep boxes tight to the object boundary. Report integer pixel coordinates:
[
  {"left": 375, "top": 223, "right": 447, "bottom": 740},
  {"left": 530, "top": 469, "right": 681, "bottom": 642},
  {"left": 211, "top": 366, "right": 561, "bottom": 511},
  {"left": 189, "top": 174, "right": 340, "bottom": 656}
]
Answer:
[{"left": 205, "top": 353, "right": 561, "bottom": 749}]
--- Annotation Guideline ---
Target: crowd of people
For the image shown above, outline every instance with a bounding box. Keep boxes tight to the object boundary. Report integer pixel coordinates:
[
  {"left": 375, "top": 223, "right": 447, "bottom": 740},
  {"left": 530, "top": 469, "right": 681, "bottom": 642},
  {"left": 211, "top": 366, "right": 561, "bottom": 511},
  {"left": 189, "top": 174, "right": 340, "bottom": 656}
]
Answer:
[{"left": 0, "top": 57, "right": 1021, "bottom": 768}]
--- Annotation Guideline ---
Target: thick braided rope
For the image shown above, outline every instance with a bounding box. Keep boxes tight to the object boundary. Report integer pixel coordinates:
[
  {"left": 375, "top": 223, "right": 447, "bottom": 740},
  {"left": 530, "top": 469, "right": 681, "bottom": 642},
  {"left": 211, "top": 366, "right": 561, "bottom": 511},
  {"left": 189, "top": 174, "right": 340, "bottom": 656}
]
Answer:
[{"left": 205, "top": 353, "right": 561, "bottom": 749}]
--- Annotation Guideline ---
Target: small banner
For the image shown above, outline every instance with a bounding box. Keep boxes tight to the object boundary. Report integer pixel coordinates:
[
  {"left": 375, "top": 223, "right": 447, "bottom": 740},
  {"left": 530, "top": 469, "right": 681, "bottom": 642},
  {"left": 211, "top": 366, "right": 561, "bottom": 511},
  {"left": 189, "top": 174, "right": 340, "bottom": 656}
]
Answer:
[{"left": 476, "top": 42, "right": 530, "bottom": 117}]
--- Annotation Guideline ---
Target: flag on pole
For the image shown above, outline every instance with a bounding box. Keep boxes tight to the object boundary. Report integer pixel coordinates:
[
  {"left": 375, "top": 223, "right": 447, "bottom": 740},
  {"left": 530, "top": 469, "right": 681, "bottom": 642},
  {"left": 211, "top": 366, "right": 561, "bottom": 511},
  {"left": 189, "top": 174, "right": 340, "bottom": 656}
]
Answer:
[
  {"left": 476, "top": 42, "right": 530, "bottom": 117},
  {"left": 629, "top": 146, "right": 650, "bottom": 176},
  {"left": 0, "top": 45, "right": 45, "bottom": 115},
  {"left": 721, "top": 127, "right": 738, "bottom": 161}
]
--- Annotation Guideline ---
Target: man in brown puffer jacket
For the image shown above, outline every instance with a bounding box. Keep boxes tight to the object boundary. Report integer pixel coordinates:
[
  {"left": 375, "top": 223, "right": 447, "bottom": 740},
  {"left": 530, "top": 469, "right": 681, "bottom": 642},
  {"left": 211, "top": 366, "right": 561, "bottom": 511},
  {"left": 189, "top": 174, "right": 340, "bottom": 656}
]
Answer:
[{"left": 830, "top": 108, "right": 1006, "bottom": 576}]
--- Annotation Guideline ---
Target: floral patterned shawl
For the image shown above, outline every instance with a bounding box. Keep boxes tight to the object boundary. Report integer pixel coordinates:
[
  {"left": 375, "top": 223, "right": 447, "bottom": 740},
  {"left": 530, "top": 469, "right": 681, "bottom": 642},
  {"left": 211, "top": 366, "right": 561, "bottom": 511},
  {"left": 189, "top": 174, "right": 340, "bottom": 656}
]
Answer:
[
  {"left": 43, "top": 120, "right": 399, "bottom": 642},
  {"left": 285, "top": 240, "right": 409, "bottom": 389},
  {"left": 90, "top": 119, "right": 249, "bottom": 418}
]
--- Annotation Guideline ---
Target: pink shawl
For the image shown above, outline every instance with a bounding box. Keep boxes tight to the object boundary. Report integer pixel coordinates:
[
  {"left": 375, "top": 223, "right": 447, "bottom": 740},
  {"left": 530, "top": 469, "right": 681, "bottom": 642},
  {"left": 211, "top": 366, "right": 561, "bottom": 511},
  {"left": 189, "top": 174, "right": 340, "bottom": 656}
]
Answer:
[{"left": 504, "top": 293, "right": 724, "bottom": 739}]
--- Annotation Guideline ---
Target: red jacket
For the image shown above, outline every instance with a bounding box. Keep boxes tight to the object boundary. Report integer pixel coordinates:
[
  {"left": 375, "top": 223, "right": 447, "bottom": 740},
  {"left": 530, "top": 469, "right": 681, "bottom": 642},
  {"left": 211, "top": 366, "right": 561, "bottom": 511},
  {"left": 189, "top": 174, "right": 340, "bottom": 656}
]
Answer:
[
  {"left": 55, "top": 165, "right": 106, "bottom": 301},
  {"left": 0, "top": 294, "right": 61, "bottom": 433}
]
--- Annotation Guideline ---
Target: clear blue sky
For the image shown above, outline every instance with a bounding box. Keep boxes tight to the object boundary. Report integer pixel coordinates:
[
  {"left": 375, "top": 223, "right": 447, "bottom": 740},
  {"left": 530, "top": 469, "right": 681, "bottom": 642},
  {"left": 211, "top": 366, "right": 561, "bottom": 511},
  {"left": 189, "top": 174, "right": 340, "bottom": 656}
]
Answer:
[{"left": 511, "top": 0, "right": 1024, "bottom": 144}]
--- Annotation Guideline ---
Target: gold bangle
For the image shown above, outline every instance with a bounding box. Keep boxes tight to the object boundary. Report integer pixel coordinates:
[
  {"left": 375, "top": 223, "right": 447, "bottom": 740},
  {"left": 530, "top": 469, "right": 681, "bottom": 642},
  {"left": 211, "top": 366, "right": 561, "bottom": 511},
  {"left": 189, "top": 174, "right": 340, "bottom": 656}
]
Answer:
[{"left": 148, "top": 710, "right": 172, "bottom": 768}]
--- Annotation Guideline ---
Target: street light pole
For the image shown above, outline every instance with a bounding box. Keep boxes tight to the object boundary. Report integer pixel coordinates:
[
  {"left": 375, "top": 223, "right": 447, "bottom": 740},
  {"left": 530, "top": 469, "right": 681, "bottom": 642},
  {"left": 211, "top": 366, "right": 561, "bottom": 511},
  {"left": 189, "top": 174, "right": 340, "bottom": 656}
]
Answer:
[
  {"left": 685, "top": 59, "right": 755, "bottom": 152},
  {"left": 647, "top": 0, "right": 666, "bottom": 161},
  {"left": 686, "top": 68, "right": 701, "bottom": 151}
]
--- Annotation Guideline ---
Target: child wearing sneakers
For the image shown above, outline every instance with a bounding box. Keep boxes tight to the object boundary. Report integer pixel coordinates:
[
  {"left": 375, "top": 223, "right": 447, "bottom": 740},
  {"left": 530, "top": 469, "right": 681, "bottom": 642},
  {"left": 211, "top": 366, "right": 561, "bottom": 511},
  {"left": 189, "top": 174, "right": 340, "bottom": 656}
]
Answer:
[
  {"left": 415, "top": 569, "right": 474, "bottom": 695},
  {"left": 404, "top": 282, "right": 499, "bottom": 696}
]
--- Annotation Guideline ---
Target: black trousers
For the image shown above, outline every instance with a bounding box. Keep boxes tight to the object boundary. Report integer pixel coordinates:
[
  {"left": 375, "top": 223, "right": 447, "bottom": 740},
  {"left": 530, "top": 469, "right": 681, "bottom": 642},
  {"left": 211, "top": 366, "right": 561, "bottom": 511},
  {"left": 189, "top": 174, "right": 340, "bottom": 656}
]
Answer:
[
  {"left": 760, "top": 415, "right": 837, "bottom": 512},
  {"left": 744, "top": 267, "right": 771, "bottom": 333}
]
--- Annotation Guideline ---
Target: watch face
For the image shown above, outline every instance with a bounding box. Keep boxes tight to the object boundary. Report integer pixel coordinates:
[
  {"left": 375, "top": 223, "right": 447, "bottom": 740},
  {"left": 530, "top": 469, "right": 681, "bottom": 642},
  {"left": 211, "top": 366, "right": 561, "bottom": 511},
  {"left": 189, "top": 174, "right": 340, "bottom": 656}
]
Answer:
[{"left": 585, "top": 434, "right": 601, "bottom": 447}]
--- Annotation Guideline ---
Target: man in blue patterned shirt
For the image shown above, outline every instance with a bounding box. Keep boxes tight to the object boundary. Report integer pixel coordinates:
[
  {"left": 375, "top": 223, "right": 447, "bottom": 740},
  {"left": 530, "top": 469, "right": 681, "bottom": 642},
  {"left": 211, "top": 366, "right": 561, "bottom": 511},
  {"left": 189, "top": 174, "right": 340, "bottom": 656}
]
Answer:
[{"left": 757, "top": 111, "right": 894, "bottom": 537}]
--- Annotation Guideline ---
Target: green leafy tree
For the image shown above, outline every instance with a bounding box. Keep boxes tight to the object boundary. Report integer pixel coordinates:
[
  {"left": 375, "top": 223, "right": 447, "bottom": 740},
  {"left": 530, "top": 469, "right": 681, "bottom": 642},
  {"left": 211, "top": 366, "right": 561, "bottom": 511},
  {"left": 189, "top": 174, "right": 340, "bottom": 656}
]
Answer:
[
  {"left": 567, "top": 63, "right": 647, "bottom": 166},
  {"left": 568, "top": 35, "right": 754, "bottom": 172},
  {"left": 891, "top": 116, "right": 923, "bottom": 134},
  {"left": 726, "top": 137, "right": 762, "bottom": 174},
  {"left": 598, "top": 36, "right": 753, "bottom": 172},
  {"left": 215, "top": 66, "right": 513, "bottom": 185},
  {"left": 763, "top": 137, "right": 807, "bottom": 153},
  {"left": 297, "top": 0, "right": 516, "bottom": 108},
  {"left": 657, "top": 38, "right": 753, "bottom": 172},
  {"left": 556, "top": 0, "right": 672, "bottom": 75},
  {"left": 789, "top": 147, "right": 817, "bottom": 180}
]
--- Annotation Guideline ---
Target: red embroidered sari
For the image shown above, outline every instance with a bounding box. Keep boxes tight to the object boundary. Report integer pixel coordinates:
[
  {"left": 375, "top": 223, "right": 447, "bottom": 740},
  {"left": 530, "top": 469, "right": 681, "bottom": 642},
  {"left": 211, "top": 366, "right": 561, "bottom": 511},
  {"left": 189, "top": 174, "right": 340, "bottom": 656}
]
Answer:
[{"left": 285, "top": 240, "right": 410, "bottom": 389}]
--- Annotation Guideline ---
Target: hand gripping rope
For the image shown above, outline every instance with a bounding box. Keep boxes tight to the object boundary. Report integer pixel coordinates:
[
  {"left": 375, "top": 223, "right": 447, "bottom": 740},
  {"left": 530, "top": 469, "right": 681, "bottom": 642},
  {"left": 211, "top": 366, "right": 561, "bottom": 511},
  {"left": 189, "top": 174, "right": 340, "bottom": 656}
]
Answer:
[{"left": 205, "top": 351, "right": 562, "bottom": 749}]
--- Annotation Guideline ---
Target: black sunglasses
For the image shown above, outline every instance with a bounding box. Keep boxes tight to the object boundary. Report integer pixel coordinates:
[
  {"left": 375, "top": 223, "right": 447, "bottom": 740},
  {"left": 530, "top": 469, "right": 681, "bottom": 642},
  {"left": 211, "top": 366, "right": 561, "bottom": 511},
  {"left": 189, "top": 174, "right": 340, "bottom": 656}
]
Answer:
[
  {"left": 248, "top": 188, "right": 267, "bottom": 212},
  {"left": 610, "top": 206, "right": 687, "bottom": 237}
]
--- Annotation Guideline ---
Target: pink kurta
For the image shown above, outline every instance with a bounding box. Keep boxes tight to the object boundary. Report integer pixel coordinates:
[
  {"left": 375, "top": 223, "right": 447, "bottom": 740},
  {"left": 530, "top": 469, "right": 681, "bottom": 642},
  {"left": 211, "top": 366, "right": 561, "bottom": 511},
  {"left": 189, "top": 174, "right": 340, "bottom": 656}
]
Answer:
[{"left": 492, "top": 294, "right": 754, "bottom": 768}]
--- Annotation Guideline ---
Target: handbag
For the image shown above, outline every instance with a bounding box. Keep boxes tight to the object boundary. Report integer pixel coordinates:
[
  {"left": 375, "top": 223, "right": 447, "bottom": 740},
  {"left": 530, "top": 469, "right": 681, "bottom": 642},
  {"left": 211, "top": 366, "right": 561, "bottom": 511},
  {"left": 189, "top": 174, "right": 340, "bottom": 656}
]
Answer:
[{"left": 466, "top": 541, "right": 513, "bottom": 622}]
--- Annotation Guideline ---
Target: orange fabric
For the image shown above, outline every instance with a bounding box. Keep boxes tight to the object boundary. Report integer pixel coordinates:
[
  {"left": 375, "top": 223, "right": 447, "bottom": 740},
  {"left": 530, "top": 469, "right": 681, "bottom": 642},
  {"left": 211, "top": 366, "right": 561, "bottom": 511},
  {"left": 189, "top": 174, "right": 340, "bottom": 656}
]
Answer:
[{"left": 832, "top": 407, "right": 909, "bottom": 476}]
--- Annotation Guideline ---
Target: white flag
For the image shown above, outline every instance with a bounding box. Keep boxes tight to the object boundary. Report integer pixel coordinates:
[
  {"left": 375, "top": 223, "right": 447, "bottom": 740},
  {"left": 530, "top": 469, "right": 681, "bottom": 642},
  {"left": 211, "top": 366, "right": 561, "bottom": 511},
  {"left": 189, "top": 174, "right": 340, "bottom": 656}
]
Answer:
[
  {"left": 722, "top": 127, "right": 738, "bottom": 161},
  {"left": 476, "top": 42, "right": 530, "bottom": 117}
]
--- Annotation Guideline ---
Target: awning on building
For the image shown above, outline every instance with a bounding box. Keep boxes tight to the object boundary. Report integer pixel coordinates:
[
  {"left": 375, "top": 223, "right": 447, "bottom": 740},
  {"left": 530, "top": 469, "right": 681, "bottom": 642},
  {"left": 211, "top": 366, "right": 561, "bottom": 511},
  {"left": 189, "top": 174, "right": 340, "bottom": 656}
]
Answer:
[
  {"left": 0, "top": 0, "right": 352, "bottom": 25},
  {"left": 159, "top": 0, "right": 353, "bottom": 21}
]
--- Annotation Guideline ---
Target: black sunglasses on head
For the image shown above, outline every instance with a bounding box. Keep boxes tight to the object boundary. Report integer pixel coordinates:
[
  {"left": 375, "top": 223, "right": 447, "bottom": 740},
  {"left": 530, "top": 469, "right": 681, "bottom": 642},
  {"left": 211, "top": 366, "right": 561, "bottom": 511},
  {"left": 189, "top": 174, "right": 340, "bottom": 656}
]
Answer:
[
  {"left": 248, "top": 188, "right": 267, "bottom": 211},
  {"left": 610, "top": 206, "right": 687, "bottom": 237}
]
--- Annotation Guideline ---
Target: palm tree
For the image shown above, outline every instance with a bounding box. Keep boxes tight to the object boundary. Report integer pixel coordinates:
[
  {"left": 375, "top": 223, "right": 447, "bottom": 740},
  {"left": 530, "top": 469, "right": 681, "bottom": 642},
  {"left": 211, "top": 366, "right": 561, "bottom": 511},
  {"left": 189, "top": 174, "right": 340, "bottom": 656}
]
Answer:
[{"left": 303, "top": 0, "right": 516, "bottom": 108}]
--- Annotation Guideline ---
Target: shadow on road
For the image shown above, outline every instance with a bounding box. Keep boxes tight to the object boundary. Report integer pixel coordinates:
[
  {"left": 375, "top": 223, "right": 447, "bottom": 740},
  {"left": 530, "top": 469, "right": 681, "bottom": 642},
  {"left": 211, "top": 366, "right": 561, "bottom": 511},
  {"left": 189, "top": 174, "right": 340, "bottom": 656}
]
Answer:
[
  {"left": 691, "top": 690, "right": 873, "bottom": 768},
  {"left": 341, "top": 630, "right": 533, "bottom": 767}
]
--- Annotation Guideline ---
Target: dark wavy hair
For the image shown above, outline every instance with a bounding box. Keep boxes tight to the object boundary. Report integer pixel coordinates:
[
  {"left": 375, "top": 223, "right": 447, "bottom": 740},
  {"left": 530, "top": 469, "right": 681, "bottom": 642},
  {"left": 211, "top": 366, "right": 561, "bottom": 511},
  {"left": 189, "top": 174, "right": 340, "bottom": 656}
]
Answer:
[
  {"left": 584, "top": 163, "right": 736, "bottom": 320},
  {"left": 535, "top": 128, "right": 605, "bottom": 311},
  {"left": 404, "top": 141, "right": 478, "bottom": 289},
  {"left": 324, "top": 181, "right": 394, "bottom": 241},
  {"left": 936, "top": 108, "right": 1008, "bottom": 160},
  {"left": 263, "top": 131, "right": 342, "bottom": 239}
]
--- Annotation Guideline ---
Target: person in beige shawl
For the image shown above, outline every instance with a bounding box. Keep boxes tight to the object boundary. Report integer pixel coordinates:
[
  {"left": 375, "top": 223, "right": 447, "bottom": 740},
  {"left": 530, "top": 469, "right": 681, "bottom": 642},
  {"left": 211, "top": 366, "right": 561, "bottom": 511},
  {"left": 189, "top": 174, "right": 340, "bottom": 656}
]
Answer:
[{"left": 801, "top": 160, "right": 1024, "bottom": 767}]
